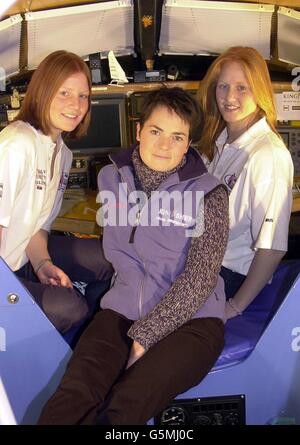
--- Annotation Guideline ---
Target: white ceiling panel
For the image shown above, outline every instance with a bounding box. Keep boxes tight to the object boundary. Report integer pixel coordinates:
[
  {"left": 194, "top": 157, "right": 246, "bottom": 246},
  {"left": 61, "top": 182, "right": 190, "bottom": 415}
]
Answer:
[
  {"left": 0, "top": 14, "right": 22, "bottom": 85},
  {"left": 159, "top": 0, "right": 274, "bottom": 59},
  {"left": 25, "top": 0, "right": 134, "bottom": 70}
]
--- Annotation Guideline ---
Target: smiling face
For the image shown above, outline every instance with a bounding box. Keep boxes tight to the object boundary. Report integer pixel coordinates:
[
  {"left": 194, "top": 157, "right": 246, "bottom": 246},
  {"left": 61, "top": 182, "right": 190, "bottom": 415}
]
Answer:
[
  {"left": 216, "top": 61, "right": 258, "bottom": 137},
  {"left": 49, "top": 71, "right": 90, "bottom": 141},
  {"left": 136, "top": 105, "right": 190, "bottom": 172}
]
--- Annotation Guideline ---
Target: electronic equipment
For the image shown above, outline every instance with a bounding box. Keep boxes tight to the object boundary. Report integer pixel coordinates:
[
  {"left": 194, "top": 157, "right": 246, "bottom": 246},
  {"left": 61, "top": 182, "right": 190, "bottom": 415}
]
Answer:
[
  {"left": 0, "top": 104, "right": 8, "bottom": 128},
  {"left": 167, "top": 64, "right": 179, "bottom": 81},
  {"left": 89, "top": 156, "right": 113, "bottom": 190},
  {"left": 0, "top": 91, "right": 20, "bottom": 126},
  {"left": 128, "top": 92, "right": 149, "bottom": 144},
  {"left": 155, "top": 395, "right": 245, "bottom": 426},
  {"left": 67, "top": 172, "right": 89, "bottom": 189},
  {"left": 6, "top": 109, "right": 19, "bottom": 122},
  {"left": 67, "top": 154, "right": 114, "bottom": 190},
  {"left": 66, "top": 94, "right": 129, "bottom": 155},
  {"left": 89, "top": 53, "right": 103, "bottom": 85},
  {"left": 129, "top": 91, "right": 150, "bottom": 118},
  {"left": 277, "top": 125, "right": 300, "bottom": 195},
  {"left": 0, "top": 95, "right": 11, "bottom": 107},
  {"left": 67, "top": 155, "right": 90, "bottom": 189},
  {"left": 277, "top": 126, "right": 300, "bottom": 178},
  {"left": 133, "top": 69, "right": 166, "bottom": 83}
]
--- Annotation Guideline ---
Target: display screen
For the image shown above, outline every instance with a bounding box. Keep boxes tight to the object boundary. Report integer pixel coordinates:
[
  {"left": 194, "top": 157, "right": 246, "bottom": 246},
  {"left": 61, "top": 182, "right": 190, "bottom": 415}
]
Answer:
[{"left": 66, "top": 96, "right": 128, "bottom": 154}]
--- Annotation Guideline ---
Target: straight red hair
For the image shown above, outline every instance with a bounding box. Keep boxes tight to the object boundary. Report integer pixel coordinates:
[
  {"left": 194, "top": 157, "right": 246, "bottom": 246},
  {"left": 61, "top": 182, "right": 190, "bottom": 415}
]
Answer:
[
  {"left": 16, "top": 50, "right": 92, "bottom": 139},
  {"left": 198, "top": 46, "right": 278, "bottom": 161}
]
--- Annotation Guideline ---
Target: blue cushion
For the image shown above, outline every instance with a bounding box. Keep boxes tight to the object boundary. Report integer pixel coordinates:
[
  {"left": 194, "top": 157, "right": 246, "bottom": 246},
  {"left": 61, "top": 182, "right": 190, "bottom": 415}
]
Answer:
[{"left": 213, "top": 261, "right": 300, "bottom": 370}]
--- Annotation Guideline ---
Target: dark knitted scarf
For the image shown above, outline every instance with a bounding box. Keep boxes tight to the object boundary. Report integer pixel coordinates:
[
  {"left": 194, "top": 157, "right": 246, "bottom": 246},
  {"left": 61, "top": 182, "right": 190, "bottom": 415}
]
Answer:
[{"left": 131, "top": 146, "right": 186, "bottom": 197}]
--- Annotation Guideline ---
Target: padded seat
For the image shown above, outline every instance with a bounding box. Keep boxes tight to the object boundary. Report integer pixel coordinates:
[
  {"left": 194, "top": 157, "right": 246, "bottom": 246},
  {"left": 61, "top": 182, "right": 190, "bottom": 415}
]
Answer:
[
  {"left": 171, "top": 260, "right": 300, "bottom": 425},
  {"left": 214, "top": 260, "right": 300, "bottom": 370}
]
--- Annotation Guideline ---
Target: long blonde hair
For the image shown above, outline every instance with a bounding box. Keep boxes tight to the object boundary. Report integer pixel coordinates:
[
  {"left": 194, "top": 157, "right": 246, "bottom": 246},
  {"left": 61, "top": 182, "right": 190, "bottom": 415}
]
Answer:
[{"left": 198, "top": 46, "right": 278, "bottom": 161}]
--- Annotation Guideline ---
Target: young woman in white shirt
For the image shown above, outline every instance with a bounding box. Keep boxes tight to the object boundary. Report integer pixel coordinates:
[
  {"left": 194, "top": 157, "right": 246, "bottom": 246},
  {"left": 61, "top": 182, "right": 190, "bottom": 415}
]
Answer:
[
  {"left": 0, "top": 50, "right": 112, "bottom": 333},
  {"left": 198, "top": 46, "right": 294, "bottom": 320}
]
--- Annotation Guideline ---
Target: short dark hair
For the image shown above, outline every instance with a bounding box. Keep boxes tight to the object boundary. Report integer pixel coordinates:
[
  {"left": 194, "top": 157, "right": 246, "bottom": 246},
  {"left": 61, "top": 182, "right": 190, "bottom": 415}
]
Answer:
[{"left": 139, "top": 86, "right": 202, "bottom": 143}]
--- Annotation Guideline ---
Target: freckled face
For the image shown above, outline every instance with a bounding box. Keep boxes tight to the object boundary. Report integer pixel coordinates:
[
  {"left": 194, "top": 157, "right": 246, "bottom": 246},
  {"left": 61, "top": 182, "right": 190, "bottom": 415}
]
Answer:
[
  {"left": 136, "top": 106, "right": 190, "bottom": 172},
  {"left": 49, "top": 72, "right": 90, "bottom": 141},
  {"left": 216, "top": 61, "right": 258, "bottom": 134}
]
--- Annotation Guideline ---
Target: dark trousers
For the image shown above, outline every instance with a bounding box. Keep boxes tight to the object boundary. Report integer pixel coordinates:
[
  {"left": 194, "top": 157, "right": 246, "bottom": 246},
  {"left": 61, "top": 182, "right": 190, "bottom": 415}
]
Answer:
[
  {"left": 38, "top": 309, "right": 224, "bottom": 425},
  {"left": 15, "top": 235, "right": 113, "bottom": 333},
  {"left": 220, "top": 266, "right": 246, "bottom": 300}
]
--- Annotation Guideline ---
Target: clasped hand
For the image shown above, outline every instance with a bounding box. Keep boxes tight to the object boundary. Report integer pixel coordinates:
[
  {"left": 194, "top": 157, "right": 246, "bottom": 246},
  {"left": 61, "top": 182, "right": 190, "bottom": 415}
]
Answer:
[{"left": 37, "top": 261, "right": 73, "bottom": 288}]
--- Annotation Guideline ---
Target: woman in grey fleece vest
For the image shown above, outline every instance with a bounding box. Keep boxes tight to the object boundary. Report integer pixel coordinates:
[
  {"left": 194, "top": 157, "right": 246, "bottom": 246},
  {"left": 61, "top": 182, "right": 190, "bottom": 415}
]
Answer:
[{"left": 39, "top": 87, "right": 229, "bottom": 425}]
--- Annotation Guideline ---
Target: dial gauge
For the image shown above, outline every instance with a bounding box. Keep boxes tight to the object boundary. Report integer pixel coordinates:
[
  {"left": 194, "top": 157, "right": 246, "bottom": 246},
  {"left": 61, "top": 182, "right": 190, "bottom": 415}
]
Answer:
[{"left": 160, "top": 406, "right": 187, "bottom": 426}]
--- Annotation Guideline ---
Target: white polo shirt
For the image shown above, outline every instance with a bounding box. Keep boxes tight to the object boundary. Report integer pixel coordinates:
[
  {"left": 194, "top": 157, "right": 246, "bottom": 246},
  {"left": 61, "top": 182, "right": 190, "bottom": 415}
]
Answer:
[
  {"left": 207, "top": 117, "right": 293, "bottom": 276},
  {"left": 0, "top": 120, "right": 72, "bottom": 271}
]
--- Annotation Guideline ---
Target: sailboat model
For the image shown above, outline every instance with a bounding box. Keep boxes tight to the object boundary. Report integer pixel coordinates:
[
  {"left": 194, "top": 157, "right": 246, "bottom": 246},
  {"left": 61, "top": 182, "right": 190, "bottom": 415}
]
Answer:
[{"left": 108, "top": 50, "right": 129, "bottom": 84}]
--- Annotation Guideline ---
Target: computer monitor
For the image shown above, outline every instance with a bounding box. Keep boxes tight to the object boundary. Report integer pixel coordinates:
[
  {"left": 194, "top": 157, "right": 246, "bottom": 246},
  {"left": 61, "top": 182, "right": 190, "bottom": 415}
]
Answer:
[{"left": 66, "top": 94, "right": 129, "bottom": 155}]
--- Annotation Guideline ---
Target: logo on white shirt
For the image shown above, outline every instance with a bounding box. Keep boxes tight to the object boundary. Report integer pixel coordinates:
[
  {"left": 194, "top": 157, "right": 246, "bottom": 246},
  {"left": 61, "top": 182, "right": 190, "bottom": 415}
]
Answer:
[
  {"left": 58, "top": 172, "right": 69, "bottom": 192},
  {"left": 224, "top": 173, "right": 237, "bottom": 191},
  {"left": 35, "top": 169, "right": 46, "bottom": 190},
  {"left": 0, "top": 183, "right": 3, "bottom": 199}
]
